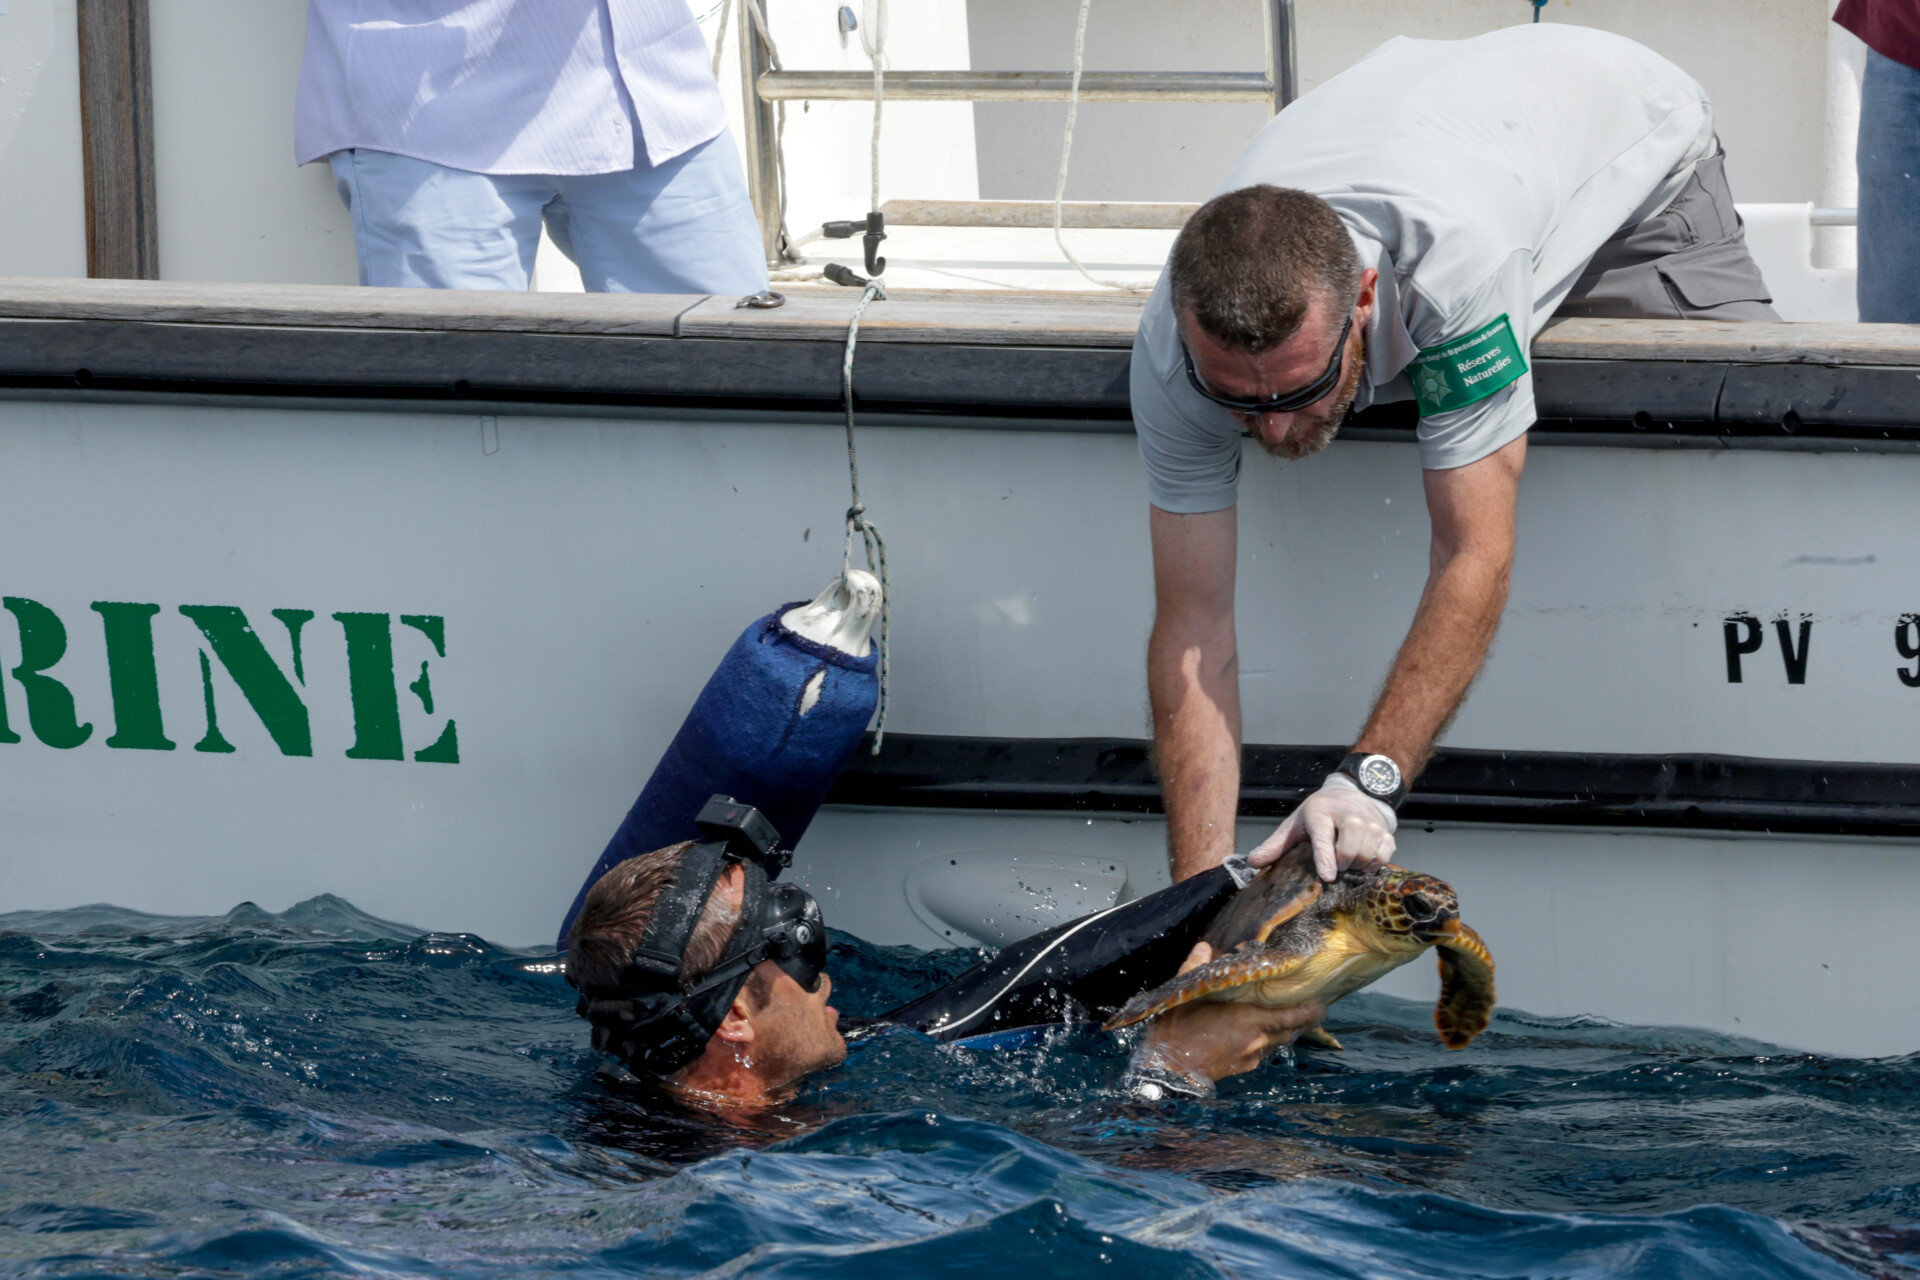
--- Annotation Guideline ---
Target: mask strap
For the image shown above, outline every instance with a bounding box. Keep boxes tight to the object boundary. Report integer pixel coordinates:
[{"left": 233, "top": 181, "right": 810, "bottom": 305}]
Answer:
[
  {"left": 618, "top": 865, "right": 776, "bottom": 1071},
  {"left": 610, "top": 840, "right": 729, "bottom": 992},
  {"left": 572, "top": 852, "right": 787, "bottom": 1076}
]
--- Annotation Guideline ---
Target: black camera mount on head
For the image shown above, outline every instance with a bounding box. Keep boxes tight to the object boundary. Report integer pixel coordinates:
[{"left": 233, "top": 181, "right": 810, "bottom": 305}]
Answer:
[{"left": 694, "top": 794, "right": 790, "bottom": 872}]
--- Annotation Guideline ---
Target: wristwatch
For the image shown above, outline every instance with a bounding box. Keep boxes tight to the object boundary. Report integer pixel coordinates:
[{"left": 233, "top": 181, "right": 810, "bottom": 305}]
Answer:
[
  {"left": 1119, "top": 1061, "right": 1215, "bottom": 1102},
  {"left": 1336, "top": 752, "right": 1407, "bottom": 810}
]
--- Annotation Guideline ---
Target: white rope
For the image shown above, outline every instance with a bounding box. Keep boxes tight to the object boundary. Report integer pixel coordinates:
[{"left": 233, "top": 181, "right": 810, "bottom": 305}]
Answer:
[
  {"left": 1052, "top": 0, "right": 1145, "bottom": 293},
  {"left": 708, "top": 0, "right": 733, "bottom": 81},
  {"left": 839, "top": 280, "right": 892, "bottom": 751},
  {"left": 861, "top": 0, "right": 888, "bottom": 213},
  {"left": 740, "top": 0, "right": 781, "bottom": 70}
]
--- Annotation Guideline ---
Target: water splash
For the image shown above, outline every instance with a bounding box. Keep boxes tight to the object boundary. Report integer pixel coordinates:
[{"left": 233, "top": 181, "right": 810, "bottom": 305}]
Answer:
[{"left": 1, "top": 898, "right": 1915, "bottom": 1277}]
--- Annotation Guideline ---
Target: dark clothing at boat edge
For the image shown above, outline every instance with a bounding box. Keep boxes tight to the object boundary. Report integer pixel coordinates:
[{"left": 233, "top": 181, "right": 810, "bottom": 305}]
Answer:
[
  {"left": 866, "top": 866, "right": 1239, "bottom": 1044},
  {"left": 1837, "top": 0, "right": 1920, "bottom": 72}
]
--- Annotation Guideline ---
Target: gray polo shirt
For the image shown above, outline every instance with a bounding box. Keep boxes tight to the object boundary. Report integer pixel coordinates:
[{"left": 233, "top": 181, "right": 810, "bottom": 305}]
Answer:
[{"left": 1133, "top": 24, "right": 1716, "bottom": 514}]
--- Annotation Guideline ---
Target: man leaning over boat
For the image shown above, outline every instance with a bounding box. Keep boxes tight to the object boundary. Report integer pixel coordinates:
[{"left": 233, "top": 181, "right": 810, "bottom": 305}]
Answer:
[{"left": 1133, "top": 24, "right": 1779, "bottom": 886}]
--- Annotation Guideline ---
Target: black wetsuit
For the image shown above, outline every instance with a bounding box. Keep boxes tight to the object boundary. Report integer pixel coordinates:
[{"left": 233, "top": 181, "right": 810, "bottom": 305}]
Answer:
[
  {"left": 867, "top": 866, "right": 1239, "bottom": 1045},
  {"left": 578, "top": 866, "right": 1243, "bottom": 1143}
]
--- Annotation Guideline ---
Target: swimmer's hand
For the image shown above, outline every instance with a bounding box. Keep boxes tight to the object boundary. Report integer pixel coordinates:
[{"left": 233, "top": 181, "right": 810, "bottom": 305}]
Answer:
[
  {"left": 1248, "top": 771, "right": 1396, "bottom": 882},
  {"left": 1132, "top": 942, "right": 1326, "bottom": 1088}
]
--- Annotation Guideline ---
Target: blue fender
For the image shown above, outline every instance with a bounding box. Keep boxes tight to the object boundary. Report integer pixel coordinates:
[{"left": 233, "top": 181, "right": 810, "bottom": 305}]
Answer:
[{"left": 557, "top": 604, "right": 879, "bottom": 948}]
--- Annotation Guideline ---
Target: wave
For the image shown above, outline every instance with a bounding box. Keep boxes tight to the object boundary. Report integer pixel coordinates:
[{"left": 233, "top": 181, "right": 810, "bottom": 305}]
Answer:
[{"left": 2, "top": 898, "right": 1916, "bottom": 1278}]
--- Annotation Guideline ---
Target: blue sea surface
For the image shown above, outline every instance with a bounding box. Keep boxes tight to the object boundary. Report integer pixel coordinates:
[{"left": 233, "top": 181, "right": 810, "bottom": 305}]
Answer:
[{"left": 1, "top": 895, "right": 1916, "bottom": 1278}]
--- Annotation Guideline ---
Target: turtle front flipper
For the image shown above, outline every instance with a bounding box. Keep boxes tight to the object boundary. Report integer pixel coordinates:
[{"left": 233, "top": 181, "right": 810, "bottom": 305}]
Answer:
[
  {"left": 1102, "top": 947, "right": 1313, "bottom": 1031},
  {"left": 1433, "top": 922, "right": 1496, "bottom": 1049},
  {"left": 1297, "top": 1025, "right": 1344, "bottom": 1052}
]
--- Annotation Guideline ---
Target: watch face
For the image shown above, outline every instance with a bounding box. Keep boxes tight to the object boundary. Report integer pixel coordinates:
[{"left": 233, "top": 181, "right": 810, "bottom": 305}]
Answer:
[{"left": 1357, "top": 754, "right": 1402, "bottom": 797}]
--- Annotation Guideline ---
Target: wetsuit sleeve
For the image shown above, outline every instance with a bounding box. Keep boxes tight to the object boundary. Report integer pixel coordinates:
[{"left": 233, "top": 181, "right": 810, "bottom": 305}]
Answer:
[
  {"left": 1409, "top": 249, "right": 1538, "bottom": 472},
  {"left": 878, "top": 867, "right": 1239, "bottom": 1041},
  {"left": 1132, "top": 282, "right": 1245, "bottom": 514}
]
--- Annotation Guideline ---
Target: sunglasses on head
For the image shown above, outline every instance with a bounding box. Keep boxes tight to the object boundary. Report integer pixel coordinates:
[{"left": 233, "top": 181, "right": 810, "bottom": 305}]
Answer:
[{"left": 1183, "top": 311, "right": 1354, "bottom": 415}]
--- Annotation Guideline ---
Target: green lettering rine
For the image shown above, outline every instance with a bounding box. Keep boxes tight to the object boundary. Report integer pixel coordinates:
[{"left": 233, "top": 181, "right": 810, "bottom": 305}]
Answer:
[
  {"left": 336, "top": 612, "right": 403, "bottom": 761},
  {"left": 179, "top": 605, "right": 313, "bottom": 756},
  {"left": 193, "top": 650, "right": 235, "bottom": 753},
  {"left": 0, "top": 627, "right": 15, "bottom": 745},
  {"left": 400, "top": 614, "right": 458, "bottom": 764},
  {"left": 335, "top": 612, "right": 460, "bottom": 764},
  {"left": 2, "top": 597, "right": 93, "bottom": 749},
  {"left": 92, "top": 602, "right": 176, "bottom": 751},
  {"left": 1408, "top": 313, "right": 1529, "bottom": 417}
]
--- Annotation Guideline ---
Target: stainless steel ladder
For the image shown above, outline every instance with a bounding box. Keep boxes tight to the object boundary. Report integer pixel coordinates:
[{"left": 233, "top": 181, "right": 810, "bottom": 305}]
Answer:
[{"left": 734, "top": 1, "right": 1299, "bottom": 266}]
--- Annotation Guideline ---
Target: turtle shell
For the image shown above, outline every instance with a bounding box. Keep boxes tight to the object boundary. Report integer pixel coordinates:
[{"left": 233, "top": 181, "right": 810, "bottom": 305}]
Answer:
[{"left": 1104, "top": 844, "right": 1496, "bottom": 1049}]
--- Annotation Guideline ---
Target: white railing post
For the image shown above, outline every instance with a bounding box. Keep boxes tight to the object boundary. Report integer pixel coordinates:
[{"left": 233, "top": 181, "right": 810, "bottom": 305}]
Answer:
[
  {"left": 1269, "top": 0, "right": 1296, "bottom": 114},
  {"left": 738, "top": 11, "right": 785, "bottom": 267}
]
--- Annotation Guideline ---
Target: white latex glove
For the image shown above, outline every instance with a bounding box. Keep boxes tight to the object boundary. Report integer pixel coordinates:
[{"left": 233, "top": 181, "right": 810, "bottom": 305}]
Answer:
[{"left": 1246, "top": 771, "right": 1397, "bottom": 882}]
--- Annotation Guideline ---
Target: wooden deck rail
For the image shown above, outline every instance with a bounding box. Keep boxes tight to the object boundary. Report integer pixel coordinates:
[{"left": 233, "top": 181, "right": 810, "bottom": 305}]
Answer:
[
  {"left": 3, "top": 278, "right": 1919, "bottom": 364},
  {"left": 2, "top": 279, "right": 1919, "bottom": 442}
]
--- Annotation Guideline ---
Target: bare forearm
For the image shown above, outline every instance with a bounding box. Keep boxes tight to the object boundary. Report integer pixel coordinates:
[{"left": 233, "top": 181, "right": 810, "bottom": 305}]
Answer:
[
  {"left": 1149, "top": 616, "right": 1242, "bottom": 880},
  {"left": 1355, "top": 550, "right": 1509, "bottom": 776}
]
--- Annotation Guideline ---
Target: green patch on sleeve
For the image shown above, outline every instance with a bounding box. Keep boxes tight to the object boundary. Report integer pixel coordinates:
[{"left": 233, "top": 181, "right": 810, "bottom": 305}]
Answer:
[{"left": 1408, "top": 314, "right": 1528, "bottom": 417}]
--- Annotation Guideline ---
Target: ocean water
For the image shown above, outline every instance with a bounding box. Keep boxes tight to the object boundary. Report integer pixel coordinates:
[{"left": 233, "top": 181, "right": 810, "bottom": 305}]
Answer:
[{"left": 2, "top": 896, "right": 1916, "bottom": 1279}]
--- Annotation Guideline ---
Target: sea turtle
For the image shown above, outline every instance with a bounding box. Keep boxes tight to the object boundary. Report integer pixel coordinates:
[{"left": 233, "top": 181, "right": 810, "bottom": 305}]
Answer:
[{"left": 1104, "top": 844, "right": 1496, "bottom": 1050}]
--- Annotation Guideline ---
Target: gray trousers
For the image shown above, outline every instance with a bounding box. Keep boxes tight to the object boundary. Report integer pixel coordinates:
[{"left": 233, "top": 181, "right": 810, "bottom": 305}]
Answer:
[{"left": 1556, "top": 150, "right": 1781, "bottom": 322}]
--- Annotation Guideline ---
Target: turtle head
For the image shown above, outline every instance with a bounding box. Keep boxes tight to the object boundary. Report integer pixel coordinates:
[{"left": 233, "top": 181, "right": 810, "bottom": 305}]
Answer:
[{"left": 1359, "top": 868, "right": 1461, "bottom": 951}]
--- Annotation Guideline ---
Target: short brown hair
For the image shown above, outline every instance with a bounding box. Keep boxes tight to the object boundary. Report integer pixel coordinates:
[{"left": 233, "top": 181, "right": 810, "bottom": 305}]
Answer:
[
  {"left": 567, "top": 842, "right": 754, "bottom": 998},
  {"left": 1167, "top": 185, "right": 1359, "bottom": 352}
]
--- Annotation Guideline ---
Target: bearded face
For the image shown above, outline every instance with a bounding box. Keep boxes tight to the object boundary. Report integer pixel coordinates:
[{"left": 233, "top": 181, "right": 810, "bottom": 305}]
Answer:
[{"left": 1253, "top": 328, "right": 1368, "bottom": 461}]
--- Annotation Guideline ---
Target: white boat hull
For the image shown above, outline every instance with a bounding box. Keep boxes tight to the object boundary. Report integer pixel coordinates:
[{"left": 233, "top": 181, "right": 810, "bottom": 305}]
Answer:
[
  {"left": 0, "top": 380, "right": 1915, "bottom": 1056},
  {"left": 801, "top": 806, "right": 1920, "bottom": 1059}
]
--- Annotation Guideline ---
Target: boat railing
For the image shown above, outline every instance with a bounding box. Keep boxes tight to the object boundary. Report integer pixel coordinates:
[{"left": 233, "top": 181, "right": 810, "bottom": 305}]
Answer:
[
  {"left": 733, "top": 2, "right": 1861, "bottom": 291},
  {"left": 736, "top": 1, "right": 1299, "bottom": 263},
  {"left": 876, "top": 200, "right": 1859, "bottom": 232},
  {"left": 754, "top": 71, "right": 1278, "bottom": 103}
]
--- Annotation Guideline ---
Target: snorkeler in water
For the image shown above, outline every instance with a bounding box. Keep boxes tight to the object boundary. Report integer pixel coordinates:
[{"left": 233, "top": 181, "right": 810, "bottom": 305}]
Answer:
[{"left": 565, "top": 797, "right": 1324, "bottom": 1109}]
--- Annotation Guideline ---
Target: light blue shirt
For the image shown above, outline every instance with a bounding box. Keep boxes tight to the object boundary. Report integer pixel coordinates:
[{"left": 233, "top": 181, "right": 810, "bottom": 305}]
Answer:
[{"left": 295, "top": 0, "right": 727, "bottom": 175}]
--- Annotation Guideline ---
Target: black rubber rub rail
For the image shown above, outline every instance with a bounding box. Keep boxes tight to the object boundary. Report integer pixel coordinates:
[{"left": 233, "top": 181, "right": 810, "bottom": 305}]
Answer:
[
  {"left": 826, "top": 734, "right": 1920, "bottom": 838},
  {"left": 5, "top": 316, "right": 1920, "bottom": 439}
]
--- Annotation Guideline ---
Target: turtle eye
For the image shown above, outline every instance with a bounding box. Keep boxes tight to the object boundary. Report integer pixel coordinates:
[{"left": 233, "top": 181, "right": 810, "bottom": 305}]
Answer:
[{"left": 1402, "top": 892, "right": 1439, "bottom": 923}]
